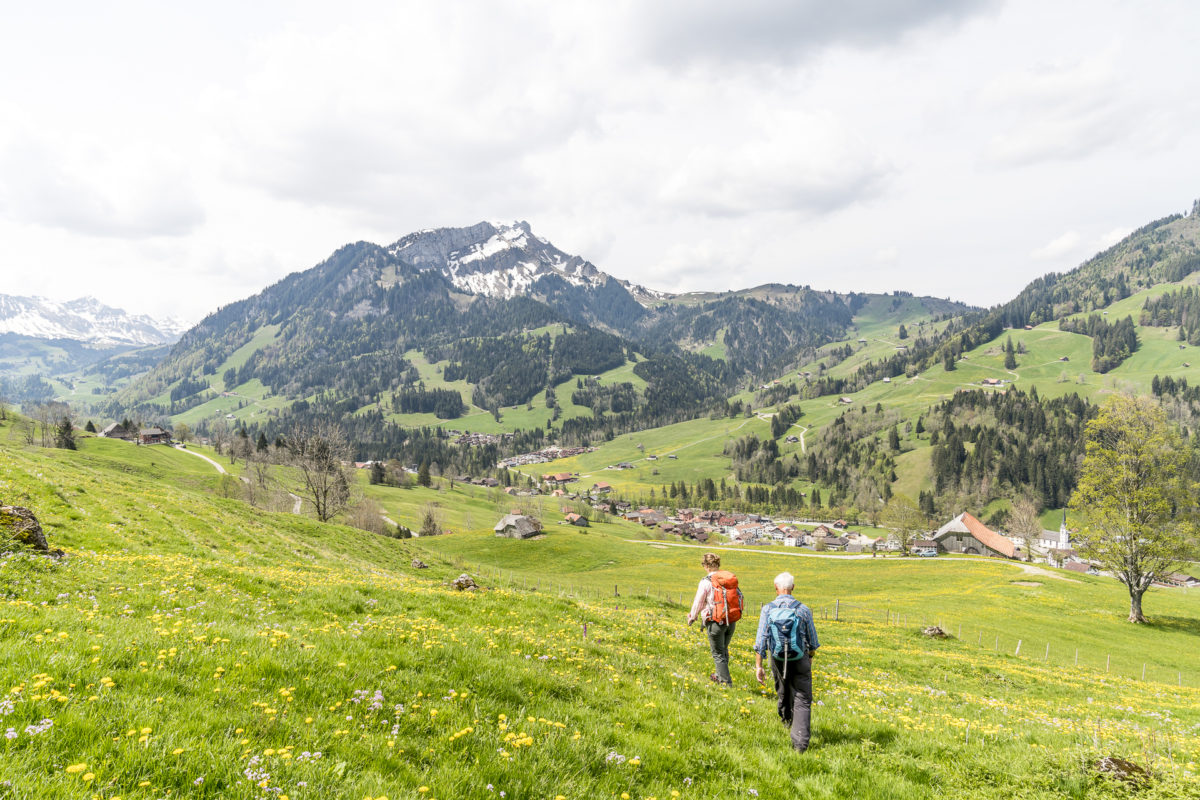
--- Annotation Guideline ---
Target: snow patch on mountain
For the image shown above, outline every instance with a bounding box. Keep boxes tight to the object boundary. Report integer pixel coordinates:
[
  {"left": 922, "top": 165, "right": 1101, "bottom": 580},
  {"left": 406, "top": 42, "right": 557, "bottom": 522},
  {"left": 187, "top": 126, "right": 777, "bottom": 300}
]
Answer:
[
  {"left": 0, "top": 294, "right": 186, "bottom": 347},
  {"left": 387, "top": 220, "right": 622, "bottom": 300}
]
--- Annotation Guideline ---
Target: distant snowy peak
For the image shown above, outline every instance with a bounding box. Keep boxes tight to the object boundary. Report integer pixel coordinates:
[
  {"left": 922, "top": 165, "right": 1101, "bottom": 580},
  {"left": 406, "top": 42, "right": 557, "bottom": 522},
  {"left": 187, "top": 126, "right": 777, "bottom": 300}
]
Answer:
[
  {"left": 386, "top": 220, "right": 614, "bottom": 300},
  {"left": 0, "top": 294, "right": 185, "bottom": 347}
]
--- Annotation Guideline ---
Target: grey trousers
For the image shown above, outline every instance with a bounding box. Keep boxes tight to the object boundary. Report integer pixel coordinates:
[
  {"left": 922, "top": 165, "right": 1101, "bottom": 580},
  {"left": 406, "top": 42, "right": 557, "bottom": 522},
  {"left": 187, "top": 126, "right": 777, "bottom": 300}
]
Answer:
[
  {"left": 770, "top": 654, "right": 813, "bottom": 751},
  {"left": 705, "top": 620, "right": 736, "bottom": 684}
]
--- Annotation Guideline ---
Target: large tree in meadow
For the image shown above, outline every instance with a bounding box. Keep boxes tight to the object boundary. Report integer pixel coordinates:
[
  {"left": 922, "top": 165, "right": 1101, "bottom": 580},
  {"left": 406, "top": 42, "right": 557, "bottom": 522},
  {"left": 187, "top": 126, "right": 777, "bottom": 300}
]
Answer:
[{"left": 1069, "top": 394, "right": 1198, "bottom": 623}]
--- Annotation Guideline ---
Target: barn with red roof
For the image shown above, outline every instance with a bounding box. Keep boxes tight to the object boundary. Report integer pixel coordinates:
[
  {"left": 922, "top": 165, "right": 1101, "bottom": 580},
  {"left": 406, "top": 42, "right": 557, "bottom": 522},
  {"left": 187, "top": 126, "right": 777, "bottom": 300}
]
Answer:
[{"left": 932, "top": 512, "right": 1017, "bottom": 559}]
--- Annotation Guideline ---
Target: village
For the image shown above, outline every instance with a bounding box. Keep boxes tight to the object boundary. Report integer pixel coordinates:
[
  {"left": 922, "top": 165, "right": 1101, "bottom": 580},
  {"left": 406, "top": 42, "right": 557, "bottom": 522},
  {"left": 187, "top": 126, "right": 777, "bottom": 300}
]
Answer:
[{"left": 486, "top": 471, "right": 1200, "bottom": 589}]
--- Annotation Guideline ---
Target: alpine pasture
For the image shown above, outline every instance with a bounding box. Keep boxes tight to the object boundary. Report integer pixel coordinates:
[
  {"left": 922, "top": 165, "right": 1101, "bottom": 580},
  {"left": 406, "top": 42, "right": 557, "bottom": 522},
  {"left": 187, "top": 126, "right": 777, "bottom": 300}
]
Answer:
[{"left": 2, "top": 419, "right": 1200, "bottom": 798}]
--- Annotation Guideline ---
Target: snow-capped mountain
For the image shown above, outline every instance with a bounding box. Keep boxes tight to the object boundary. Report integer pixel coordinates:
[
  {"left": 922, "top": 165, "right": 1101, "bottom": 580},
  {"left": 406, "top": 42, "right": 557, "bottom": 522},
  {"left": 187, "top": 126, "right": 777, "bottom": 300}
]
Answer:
[
  {"left": 0, "top": 294, "right": 187, "bottom": 347},
  {"left": 387, "top": 220, "right": 664, "bottom": 303}
]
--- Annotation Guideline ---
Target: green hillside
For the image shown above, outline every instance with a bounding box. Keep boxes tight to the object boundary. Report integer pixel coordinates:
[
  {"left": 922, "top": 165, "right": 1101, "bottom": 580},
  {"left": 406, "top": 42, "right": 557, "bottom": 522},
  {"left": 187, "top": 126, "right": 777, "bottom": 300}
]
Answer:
[
  {"left": 530, "top": 263, "right": 1200, "bottom": 519},
  {"left": 3, "top": 417, "right": 1200, "bottom": 797}
]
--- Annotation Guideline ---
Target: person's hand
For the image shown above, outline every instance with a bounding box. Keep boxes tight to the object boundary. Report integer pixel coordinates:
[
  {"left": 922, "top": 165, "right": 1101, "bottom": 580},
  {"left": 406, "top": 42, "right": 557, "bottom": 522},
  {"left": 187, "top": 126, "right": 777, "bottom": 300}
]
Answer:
[
  {"left": 808, "top": 649, "right": 816, "bottom": 659},
  {"left": 755, "top": 666, "right": 766, "bottom": 685}
]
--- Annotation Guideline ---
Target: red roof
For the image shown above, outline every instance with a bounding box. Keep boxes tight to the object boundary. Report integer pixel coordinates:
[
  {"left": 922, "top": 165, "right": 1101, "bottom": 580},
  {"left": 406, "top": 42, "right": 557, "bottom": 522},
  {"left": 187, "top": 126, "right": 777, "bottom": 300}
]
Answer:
[{"left": 959, "top": 512, "right": 1016, "bottom": 558}]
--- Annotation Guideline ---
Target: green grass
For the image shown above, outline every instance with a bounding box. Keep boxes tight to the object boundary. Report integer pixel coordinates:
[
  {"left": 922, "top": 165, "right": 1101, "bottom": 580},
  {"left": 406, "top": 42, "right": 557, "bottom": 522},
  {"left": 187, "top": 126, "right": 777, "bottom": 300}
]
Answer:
[
  {"left": 529, "top": 414, "right": 772, "bottom": 496},
  {"left": 2, "top": 415, "right": 1200, "bottom": 798}
]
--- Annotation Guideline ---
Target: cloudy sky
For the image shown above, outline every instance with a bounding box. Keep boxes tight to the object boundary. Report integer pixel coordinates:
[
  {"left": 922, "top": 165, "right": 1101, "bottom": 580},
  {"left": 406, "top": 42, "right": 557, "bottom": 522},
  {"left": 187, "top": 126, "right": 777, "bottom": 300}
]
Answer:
[{"left": 2, "top": 0, "right": 1198, "bottom": 324}]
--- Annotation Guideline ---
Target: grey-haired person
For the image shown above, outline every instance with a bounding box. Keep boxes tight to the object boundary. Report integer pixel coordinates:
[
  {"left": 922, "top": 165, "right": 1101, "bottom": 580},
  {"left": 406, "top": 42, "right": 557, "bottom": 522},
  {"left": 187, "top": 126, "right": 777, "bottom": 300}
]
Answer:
[{"left": 754, "top": 571, "right": 820, "bottom": 751}]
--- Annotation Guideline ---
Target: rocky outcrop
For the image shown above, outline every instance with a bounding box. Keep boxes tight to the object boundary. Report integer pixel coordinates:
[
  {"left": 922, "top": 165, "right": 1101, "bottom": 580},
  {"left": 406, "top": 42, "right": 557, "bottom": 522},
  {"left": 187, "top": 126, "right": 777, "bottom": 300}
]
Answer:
[
  {"left": 1095, "top": 756, "right": 1150, "bottom": 786},
  {"left": 921, "top": 625, "right": 949, "bottom": 639},
  {"left": 450, "top": 573, "right": 478, "bottom": 591},
  {"left": 0, "top": 505, "right": 49, "bottom": 551},
  {"left": 410, "top": 558, "right": 429, "bottom": 569}
]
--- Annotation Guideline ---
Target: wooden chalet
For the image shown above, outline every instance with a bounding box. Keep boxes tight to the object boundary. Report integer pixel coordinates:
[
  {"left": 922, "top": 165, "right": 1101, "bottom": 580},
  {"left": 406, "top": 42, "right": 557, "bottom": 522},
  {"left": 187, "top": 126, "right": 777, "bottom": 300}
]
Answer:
[
  {"left": 100, "top": 422, "right": 135, "bottom": 441},
  {"left": 138, "top": 427, "right": 171, "bottom": 445}
]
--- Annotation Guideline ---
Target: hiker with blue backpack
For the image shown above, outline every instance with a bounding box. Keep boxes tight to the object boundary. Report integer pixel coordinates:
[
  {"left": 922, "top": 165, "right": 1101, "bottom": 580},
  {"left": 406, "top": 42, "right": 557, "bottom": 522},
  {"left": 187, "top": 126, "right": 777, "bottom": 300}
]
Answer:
[
  {"left": 686, "top": 552, "right": 744, "bottom": 685},
  {"left": 754, "top": 571, "right": 820, "bottom": 752}
]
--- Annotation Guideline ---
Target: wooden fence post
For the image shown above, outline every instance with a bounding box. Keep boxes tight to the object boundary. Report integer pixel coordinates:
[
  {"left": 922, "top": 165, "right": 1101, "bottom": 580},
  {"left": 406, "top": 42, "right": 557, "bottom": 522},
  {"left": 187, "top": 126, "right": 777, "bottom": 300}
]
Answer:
[
  {"left": 1106, "top": 654, "right": 1110, "bottom": 672},
  {"left": 1015, "top": 639, "right": 1022, "bottom": 656},
  {"left": 1044, "top": 643, "right": 1049, "bottom": 661},
  {"left": 835, "top": 599, "right": 840, "bottom": 621}
]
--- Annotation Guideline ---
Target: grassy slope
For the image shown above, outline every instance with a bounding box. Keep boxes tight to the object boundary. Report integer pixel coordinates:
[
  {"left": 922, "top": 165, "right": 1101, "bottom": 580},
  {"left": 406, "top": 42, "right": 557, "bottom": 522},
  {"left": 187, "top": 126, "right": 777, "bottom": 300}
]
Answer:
[
  {"left": 536, "top": 278, "right": 1200, "bottom": 508},
  {"left": 2, "top": 422, "right": 1200, "bottom": 798}
]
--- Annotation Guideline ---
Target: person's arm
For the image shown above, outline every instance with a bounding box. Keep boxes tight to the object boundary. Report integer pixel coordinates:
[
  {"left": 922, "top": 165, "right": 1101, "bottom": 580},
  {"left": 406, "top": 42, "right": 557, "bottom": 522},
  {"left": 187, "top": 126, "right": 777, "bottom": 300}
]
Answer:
[
  {"left": 754, "top": 603, "right": 770, "bottom": 683},
  {"left": 686, "top": 579, "right": 709, "bottom": 625},
  {"left": 805, "top": 606, "right": 820, "bottom": 658}
]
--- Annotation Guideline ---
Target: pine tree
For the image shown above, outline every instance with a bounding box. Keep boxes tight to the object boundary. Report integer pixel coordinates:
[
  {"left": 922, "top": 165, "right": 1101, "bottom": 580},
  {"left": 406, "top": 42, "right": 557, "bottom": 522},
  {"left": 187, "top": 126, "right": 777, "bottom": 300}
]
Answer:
[
  {"left": 417, "top": 460, "right": 431, "bottom": 488},
  {"left": 84, "top": 420, "right": 96, "bottom": 433},
  {"left": 54, "top": 416, "right": 76, "bottom": 450},
  {"left": 1004, "top": 336, "right": 1017, "bottom": 369}
]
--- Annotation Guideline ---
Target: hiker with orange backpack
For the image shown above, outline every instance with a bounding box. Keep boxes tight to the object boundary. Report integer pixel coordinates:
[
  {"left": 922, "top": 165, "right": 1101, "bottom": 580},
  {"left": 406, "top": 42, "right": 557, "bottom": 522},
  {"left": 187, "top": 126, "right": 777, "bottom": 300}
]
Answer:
[
  {"left": 686, "top": 552, "right": 743, "bottom": 685},
  {"left": 754, "top": 571, "right": 820, "bottom": 752}
]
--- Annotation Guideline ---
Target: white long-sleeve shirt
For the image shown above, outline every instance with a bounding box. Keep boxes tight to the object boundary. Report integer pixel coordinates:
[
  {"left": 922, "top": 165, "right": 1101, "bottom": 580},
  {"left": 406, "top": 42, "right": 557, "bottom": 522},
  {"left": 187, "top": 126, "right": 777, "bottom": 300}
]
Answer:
[{"left": 689, "top": 575, "right": 714, "bottom": 623}]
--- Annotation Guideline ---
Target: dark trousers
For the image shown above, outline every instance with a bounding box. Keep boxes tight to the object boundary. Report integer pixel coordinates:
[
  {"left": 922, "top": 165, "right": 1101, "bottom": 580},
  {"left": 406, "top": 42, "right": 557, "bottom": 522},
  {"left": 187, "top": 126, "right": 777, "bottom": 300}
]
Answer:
[
  {"left": 770, "top": 654, "right": 813, "bottom": 751},
  {"left": 705, "top": 620, "right": 736, "bottom": 684}
]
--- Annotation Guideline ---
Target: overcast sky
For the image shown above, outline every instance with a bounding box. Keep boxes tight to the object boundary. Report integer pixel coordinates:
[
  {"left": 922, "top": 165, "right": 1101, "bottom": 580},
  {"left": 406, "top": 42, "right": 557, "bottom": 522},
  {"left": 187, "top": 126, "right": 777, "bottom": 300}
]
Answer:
[{"left": 2, "top": 0, "right": 1198, "bottom": 324}]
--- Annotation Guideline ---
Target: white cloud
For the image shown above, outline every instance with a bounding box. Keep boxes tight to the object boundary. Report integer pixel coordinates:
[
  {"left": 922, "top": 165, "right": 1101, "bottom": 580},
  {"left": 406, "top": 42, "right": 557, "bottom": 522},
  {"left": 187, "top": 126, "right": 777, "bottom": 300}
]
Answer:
[
  {"left": 982, "top": 55, "right": 1138, "bottom": 166},
  {"left": 1031, "top": 230, "right": 1082, "bottom": 260},
  {"left": 0, "top": 120, "right": 205, "bottom": 239},
  {"left": 1, "top": 0, "right": 1199, "bottom": 322}
]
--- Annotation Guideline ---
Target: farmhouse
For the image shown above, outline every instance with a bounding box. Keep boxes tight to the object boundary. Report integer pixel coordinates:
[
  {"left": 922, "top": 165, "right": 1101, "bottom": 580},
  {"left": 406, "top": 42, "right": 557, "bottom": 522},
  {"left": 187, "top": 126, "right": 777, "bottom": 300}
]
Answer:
[
  {"left": 933, "top": 512, "right": 1017, "bottom": 559},
  {"left": 100, "top": 422, "right": 134, "bottom": 441},
  {"left": 591, "top": 481, "right": 612, "bottom": 494},
  {"left": 563, "top": 513, "right": 589, "bottom": 527},
  {"left": 138, "top": 427, "right": 171, "bottom": 445},
  {"left": 494, "top": 514, "right": 542, "bottom": 539}
]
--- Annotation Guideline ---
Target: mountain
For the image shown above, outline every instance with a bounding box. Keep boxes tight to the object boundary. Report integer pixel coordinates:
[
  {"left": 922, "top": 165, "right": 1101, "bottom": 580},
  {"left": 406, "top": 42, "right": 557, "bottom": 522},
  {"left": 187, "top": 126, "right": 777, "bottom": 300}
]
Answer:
[
  {"left": 114, "top": 221, "right": 970, "bottom": 448},
  {"left": 0, "top": 294, "right": 186, "bottom": 347},
  {"left": 387, "top": 220, "right": 664, "bottom": 332}
]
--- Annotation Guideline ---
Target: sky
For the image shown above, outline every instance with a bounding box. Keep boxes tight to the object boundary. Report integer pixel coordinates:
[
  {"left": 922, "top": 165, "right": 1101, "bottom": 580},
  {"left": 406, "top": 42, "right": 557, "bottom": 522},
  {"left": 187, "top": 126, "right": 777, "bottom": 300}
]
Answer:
[{"left": 2, "top": 0, "right": 1199, "bottom": 325}]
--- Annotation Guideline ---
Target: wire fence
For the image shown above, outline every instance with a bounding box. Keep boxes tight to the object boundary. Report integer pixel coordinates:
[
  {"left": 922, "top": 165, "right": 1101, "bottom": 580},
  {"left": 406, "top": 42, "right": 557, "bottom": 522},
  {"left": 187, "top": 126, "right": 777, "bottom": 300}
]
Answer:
[{"left": 452, "top": 558, "right": 1198, "bottom": 690}]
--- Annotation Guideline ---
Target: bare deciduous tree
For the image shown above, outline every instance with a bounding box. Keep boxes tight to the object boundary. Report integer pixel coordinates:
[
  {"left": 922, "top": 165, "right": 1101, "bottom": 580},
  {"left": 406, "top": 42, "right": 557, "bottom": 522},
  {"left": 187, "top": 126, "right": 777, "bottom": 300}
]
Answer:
[
  {"left": 286, "top": 422, "right": 355, "bottom": 522},
  {"left": 1008, "top": 497, "right": 1043, "bottom": 562}
]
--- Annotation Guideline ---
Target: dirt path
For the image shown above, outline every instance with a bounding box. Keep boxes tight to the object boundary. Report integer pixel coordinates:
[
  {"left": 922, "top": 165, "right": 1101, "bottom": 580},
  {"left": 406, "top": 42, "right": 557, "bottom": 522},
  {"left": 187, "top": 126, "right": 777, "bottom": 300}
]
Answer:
[
  {"left": 174, "top": 445, "right": 227, "bottom": 474},
  {"left": 175, "top": 445, "right": 304, "bottom": 514}
]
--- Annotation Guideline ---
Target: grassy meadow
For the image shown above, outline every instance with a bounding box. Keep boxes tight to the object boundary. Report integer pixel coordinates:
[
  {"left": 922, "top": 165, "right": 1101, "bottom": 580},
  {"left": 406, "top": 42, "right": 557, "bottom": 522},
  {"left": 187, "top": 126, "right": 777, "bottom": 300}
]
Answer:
[{"left": 3, "top": 418, "right": 1200, "bottom": 798}]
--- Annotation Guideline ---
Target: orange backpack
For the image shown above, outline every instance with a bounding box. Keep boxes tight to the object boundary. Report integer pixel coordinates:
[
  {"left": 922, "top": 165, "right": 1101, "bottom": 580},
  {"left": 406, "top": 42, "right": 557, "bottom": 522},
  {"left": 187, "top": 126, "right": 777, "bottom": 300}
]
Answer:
[{"left": 709, "top": 570, "right": 743, "bottom": 624}]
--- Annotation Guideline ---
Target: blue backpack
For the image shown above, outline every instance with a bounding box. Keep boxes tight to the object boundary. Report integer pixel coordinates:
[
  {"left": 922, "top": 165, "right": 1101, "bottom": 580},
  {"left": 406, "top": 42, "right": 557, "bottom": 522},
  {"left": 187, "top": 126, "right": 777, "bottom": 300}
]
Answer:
[{"left": 765, "top": 599, "right": 808, "bottom": 661}]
